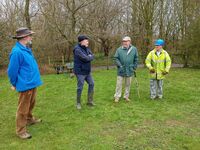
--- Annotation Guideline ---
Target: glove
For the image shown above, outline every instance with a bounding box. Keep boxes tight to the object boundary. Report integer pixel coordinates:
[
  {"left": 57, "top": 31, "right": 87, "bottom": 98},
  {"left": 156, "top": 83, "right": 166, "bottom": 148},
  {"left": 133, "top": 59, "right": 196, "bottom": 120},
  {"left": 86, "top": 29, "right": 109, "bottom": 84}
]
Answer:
[
  {"left": 162, "top": 71, "right": 168, "bottom": 75},
  {"left": 118, "top": 65, "right": 124, "bottom": 72},
  {"left": 150, "top": 68, "right": 155, "bottom": 73}
]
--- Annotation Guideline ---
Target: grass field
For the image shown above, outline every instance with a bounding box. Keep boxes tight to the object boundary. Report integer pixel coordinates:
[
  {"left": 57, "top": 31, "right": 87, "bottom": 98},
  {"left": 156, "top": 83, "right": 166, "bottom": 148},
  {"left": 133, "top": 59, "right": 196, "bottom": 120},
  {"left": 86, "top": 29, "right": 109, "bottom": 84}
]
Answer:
[{"left": 0, "top": 68, "right": 200, "bottom": 150}]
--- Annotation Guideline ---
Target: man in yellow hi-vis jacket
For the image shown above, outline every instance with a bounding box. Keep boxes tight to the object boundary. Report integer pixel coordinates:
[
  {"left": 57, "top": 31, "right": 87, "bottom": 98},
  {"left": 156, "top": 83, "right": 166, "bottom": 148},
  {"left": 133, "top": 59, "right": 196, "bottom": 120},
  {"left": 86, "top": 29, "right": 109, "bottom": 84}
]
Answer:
[{"left": 145, "top": 39, "right": 171, "bottom": 99}]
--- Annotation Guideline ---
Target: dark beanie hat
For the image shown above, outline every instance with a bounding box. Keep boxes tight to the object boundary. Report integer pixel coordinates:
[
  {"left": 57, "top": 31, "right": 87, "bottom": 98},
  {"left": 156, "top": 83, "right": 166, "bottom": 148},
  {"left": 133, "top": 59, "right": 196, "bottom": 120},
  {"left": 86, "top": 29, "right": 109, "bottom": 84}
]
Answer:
[{"left": 78, "top": 35, "right": 89, "bottom": 42}]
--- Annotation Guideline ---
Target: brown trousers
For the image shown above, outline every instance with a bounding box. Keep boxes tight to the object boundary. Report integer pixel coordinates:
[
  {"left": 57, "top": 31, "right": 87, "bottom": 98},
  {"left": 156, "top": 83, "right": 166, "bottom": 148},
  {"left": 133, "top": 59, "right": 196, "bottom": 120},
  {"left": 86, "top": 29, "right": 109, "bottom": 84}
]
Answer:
[{"left": 16, "top": 88, "right": 37, "bottom": 135}]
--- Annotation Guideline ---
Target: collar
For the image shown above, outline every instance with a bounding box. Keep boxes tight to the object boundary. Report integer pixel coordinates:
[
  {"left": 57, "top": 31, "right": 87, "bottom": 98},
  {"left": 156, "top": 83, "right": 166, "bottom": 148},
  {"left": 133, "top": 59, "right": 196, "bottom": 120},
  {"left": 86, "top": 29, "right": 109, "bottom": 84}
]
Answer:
[
  {"left": 153, "top": 48, "right": 164, "bottom": 53},
  {"left": 122, "top": 45, "right": 132, "bottom": 50},
  {"left": 16, "top": 41, "right": 32, "bottom": 53},
  {"left": 79, "top": 44, "right": 87, "bottom": 50}
]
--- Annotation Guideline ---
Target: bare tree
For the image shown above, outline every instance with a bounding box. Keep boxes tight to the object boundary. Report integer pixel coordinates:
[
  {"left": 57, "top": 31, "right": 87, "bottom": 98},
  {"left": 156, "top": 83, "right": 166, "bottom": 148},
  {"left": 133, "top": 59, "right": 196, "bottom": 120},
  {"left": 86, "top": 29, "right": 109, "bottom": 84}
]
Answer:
[
  {"left": 0, "top": 0, "right": 200, "bottom": 69},
  {"left": 25, "top": 0, "right": 31, "bottom": 29},
  {"left": 38, "top": 0, "right": 95, "bottom": 62},
  {"left": 84, "top": 0, "right": 123, "bottom": 56}
]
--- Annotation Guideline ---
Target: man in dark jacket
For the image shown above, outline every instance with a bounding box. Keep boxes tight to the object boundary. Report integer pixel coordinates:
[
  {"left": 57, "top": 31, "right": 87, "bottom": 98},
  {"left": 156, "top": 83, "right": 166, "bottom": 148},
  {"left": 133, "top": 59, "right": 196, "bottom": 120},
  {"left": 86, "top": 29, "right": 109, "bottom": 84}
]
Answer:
[
  {"left": 73, "top": 35, "right": 95, "bottom": 109},
  {"left": 7, "top": 27, "right": 43, "bottom": 139}
]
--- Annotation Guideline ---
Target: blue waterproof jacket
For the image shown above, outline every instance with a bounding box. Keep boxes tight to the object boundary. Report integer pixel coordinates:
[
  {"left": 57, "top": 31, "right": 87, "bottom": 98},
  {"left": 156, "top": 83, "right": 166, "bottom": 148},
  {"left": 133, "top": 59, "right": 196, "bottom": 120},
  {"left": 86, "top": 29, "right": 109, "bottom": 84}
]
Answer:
[{"left": 7, "top": 42, "right": 42, "bottom": 92}]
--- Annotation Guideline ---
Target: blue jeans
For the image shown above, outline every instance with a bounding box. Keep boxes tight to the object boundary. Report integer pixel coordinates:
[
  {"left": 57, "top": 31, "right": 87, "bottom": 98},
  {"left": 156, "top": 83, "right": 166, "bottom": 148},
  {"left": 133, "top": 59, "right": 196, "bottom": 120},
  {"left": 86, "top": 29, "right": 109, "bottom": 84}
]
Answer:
[{"left": 76, "top": 74, "right": 94, "bottom": 97}]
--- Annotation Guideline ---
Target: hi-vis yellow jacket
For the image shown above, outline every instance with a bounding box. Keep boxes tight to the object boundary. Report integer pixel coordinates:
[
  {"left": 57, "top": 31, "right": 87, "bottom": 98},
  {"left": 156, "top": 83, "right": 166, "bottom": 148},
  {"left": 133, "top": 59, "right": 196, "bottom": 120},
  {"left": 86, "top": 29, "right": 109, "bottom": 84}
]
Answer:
[{"left": 145, "top": 49, "right": 171, "bottom": 79}]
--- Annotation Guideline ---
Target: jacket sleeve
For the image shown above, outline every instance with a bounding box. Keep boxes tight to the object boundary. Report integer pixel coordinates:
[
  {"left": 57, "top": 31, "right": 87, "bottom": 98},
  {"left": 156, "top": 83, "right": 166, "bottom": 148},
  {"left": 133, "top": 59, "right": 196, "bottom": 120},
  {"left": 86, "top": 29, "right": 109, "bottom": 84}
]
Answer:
[
  {"left": 88, "top": 48, "right": 93, "bottom": 55},
  {"left": 74, "top": 48, "right": 94, "bottom": 62},
  {"left": 133, "top": 48, "right": 139, "bottom": 69},
  {"left": 165, "top": 52, "right": 171, "bottom": 72},
  {"left": 114, "top": 49, "right": 123, "bottom": 67},
  {"left": 145, "top": 52, "right": 153, "bottom": 70},
  {"left": 88, "top": 48, "right": 95, "bottom": 60},
  {"left": 7, "top": 51, "right": 23, "bottom": 87}
]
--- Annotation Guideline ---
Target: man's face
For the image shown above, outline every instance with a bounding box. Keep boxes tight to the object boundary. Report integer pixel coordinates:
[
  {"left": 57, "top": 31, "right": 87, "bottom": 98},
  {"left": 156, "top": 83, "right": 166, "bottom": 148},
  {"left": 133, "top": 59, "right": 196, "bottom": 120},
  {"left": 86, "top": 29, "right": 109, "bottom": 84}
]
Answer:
[
  {"left": 24, "top": 35, "right": 32, "bottom": 46},
  {"left": 80, "top": 39, "right": 89, "bottom": 47},
  {"left": 122, "top": 40, "right": 131, "bottom": 48},
  {"left": 155, "top": 45, "right": 162, "bottom": 51}
]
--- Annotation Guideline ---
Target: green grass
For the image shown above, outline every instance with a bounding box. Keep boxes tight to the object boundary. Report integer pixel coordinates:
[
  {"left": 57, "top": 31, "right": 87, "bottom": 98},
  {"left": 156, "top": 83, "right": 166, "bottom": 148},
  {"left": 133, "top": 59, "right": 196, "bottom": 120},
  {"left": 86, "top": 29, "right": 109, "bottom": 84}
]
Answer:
[{"left": 0, "top": 68, "right": 200, "bottom": 150}]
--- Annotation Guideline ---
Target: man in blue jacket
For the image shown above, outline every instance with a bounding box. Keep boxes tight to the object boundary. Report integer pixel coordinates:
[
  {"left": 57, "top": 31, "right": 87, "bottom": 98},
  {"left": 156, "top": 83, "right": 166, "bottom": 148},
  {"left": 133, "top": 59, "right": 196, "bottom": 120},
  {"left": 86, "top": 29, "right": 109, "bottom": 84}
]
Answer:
[
  {"left": 73, "top": 35, "right": 95, "bottom": 110},
  {"left": 7, "top": 27, "right": 42, "bottom": 139}
]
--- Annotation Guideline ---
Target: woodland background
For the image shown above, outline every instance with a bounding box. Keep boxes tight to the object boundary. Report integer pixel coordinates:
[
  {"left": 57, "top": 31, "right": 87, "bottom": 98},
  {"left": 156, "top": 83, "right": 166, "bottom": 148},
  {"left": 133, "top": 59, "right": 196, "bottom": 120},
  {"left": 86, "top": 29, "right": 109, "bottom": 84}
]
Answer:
[{"left": 0, "top": 0, "right": 199, "bottom": 71}]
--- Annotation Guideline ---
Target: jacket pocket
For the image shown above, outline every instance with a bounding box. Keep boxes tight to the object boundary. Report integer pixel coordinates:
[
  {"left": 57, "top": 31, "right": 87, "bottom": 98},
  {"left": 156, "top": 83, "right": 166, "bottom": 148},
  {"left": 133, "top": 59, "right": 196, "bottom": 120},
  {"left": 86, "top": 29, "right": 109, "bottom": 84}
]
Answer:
[
  {"left": 23, "top": 71, "right": 33, "bottom": 81},
  {"left": 128, "top": 65, "right": 135, "bottom": 75},
  {"left": 129, "top": 66, "right": 134, "bottom": 72},
  {"left": 118, "top": 66, "right": 125, "bottom": 74},
  {"left": 81, "top": 63, "right": 91, "bottom": 72}
]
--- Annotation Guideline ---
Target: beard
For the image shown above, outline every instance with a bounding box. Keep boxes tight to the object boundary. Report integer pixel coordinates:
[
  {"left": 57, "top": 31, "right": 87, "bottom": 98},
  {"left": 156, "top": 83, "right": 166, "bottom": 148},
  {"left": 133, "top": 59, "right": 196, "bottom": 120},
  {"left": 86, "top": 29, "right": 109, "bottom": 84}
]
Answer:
[{"left": 26, "top": 40, "right": 32, "bottom": 48}]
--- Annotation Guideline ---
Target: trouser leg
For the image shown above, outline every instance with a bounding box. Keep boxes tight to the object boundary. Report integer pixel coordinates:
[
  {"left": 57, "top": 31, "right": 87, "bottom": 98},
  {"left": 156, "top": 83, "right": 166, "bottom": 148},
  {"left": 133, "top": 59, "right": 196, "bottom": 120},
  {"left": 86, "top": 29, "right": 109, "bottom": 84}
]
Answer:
[
  {"left": 150, "top": 79, "right": 157, "bottom": 99},
  {"left": 124, "top": 77, "right": 132, "bottom": 98},
  {"left": 85, "top": 74, "right": 94, "bottom": 103},
  {"left": 16, "top": 89, "right": 34, "bottom": 135},
  {"left": 27, "top": 88, "right": 37, "bottom": 123},
  {"left": 114, "top": 76, "right": 123, "bottom": 98},
  {"left": 157, "top": 80, "right": 163, "bottom": 98},
  {"left": 86, "top": 74, "right": 94, "bottom": 94},
  {"left": 76, "top": 75, "right": 85, "bottom": 104}
]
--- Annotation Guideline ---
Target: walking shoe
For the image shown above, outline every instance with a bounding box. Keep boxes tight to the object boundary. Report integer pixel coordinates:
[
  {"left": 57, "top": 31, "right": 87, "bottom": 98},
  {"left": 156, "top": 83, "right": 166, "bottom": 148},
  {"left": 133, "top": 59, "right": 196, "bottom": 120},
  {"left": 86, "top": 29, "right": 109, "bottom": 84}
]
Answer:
[
  {"left": 124, "top": 97, "right": 130, "bottom": 102},
  {"left": 27, "top": 118, "right": 42, "bottom": 126},
  {"left": 150, "top": 96, "right": 156, "bottom": 100},
  {"left": 17, "top": 132, "right": 32, "bottom": 139},
  {"left": 114, "top": 97, "right": 119, "bottom": 103},
  {"left": 158, "top": 96, "right": 163, "bottom": 99},
  {"left": 87, "top": 102, "right": 95, "bottom": 107},
  {"left": 76, "top": 103, "right": 82, "bottom": 110}
]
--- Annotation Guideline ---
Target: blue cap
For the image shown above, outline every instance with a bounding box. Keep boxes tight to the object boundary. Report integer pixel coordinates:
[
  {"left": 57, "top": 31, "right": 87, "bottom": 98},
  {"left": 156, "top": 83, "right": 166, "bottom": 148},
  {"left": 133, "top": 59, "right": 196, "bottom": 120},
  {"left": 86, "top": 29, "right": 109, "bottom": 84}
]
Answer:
[{"left": 154, "top": 39, "right": 164, "bottom": 46}]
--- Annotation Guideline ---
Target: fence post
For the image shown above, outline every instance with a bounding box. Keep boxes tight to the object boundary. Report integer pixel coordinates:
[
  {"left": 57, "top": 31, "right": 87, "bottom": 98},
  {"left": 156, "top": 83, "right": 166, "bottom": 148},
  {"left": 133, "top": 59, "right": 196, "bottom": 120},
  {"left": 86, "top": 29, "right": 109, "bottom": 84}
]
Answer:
[
  {"left": 48, "top": 56, "right": 51, "bottom": 65},
  {"left": 62, "top": 56, "right": 65, "bottom": 65},
  {"left": 106, "top": 55, "right": 109, "bottom": 70}
]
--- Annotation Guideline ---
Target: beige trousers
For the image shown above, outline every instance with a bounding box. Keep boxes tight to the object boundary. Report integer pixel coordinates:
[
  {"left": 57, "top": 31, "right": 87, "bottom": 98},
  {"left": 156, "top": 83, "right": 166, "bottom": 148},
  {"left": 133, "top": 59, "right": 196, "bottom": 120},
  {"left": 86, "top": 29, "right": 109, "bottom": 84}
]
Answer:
[
  {"left": 114, "top": 76, "right": 132, "bottom": 99},
  {"left": 16, "top": 88, "right": 37, "bottom": 135}
]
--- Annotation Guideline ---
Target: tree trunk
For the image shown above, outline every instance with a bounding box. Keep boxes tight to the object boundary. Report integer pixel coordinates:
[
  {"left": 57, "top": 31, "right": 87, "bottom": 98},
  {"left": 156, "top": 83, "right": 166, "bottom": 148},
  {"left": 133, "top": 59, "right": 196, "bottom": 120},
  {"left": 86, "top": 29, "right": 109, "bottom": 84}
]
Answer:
[
  {"left": 25, "top": 0, "right": 31, "bottom": 29},
  {"left": 183, "top": 50, "right": 189, "bottom": 68}
]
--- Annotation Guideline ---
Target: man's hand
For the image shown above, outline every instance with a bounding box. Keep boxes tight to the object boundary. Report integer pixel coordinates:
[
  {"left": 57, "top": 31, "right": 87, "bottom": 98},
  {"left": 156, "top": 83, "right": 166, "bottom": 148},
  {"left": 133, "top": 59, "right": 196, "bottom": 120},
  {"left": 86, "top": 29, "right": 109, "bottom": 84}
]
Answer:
[
  {"left": 162, "top": 71, "right": 168, "bottom": 75},
  {"left": 150, "top": 68, "right": 155, "bottom": 73},
  {"left": 11, "top": 86, "right": 16, "bottom": 91}
]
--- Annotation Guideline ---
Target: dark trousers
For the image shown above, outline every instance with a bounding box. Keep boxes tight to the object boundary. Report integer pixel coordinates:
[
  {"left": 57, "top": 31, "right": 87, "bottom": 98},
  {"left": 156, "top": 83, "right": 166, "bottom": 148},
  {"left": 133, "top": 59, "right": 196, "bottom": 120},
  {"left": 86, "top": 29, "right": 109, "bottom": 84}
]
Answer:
[{"left": 76, "top": 74, "right": 94, "bottom": 98}]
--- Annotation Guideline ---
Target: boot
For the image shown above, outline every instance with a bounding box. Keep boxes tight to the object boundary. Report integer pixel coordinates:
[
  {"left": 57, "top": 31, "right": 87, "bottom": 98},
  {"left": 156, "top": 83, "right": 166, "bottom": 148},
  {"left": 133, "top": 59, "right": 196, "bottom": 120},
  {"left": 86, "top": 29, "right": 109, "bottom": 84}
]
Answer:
[
  {"left": 76, "top": 95, "right": 82, "bottom": 110},
  {"left": 87, "top": 92, "right": 95, "bottom": 106},
  {"left": 17, "top": 132, "right": 32, "bottom": 139},
  {"left": 27, "top": 118, "right": 42, "bottom": 126},
  {"left": 114, "top": 97, "right": 119, "bottom": 103}
]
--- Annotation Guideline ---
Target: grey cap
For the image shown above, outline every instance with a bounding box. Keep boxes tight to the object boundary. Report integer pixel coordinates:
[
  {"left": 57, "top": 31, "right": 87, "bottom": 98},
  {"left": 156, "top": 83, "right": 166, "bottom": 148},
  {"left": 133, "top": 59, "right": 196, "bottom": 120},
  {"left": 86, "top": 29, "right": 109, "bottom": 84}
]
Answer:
[{"left": 122, "top": 36, "right": 131, "bottom": 41}]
